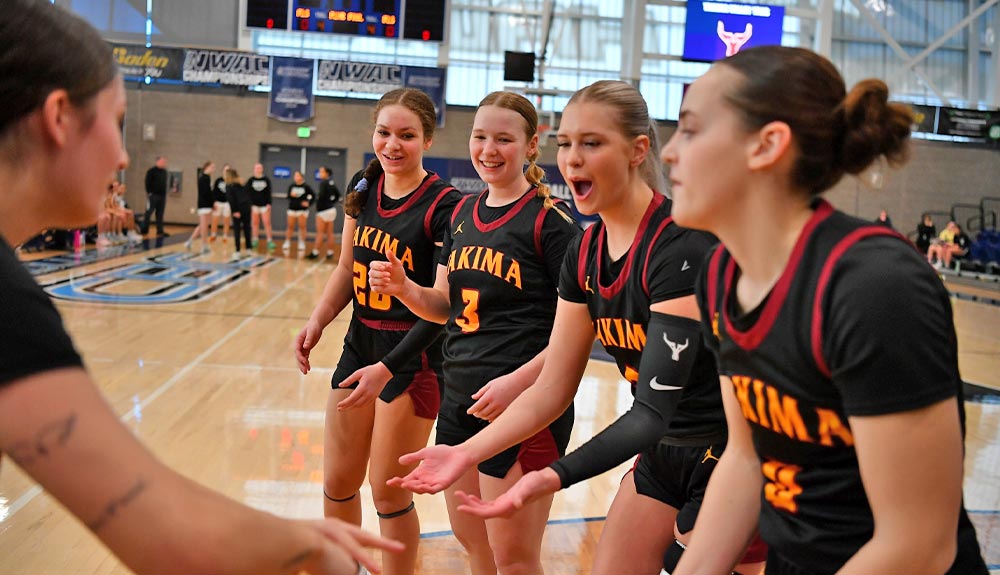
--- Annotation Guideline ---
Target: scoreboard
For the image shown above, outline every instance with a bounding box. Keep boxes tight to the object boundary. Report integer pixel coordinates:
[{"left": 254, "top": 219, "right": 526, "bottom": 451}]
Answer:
[{"left": 245, "top": 0, "right": 446, "bottom": 42}]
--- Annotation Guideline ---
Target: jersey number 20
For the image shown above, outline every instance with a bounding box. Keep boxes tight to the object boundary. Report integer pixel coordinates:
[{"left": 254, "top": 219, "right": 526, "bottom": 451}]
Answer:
[{"left": 353, "top": 262, "right": 391, "bottom": 311}]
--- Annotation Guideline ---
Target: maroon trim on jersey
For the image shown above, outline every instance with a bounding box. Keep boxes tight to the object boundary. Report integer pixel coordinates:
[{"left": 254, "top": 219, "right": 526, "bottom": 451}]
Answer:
[
  {"left": 533, "top": 204, "right": 551, "bottom": 260},
  {"left": 451, "top": 193, "right": 473, "bottom": 226},
  {"left": 515, "top": 426, "right": 560, "bottom": 473},
  {"left": 705, "top": 244, "right": 726, "bottom": 323},
  {"left": 358, "top": 317, "right": 416, "bottom": 331},
  {"left": 472, "top": 186, "right": 537, "bottom": 232},
  {"left": 641, "top": 215, "right": 675, "bottom": 299},
  {"left": 596, "top": 193, "right": 665, "bottom": 299},
  {"left": 577, "top": 224, "right": 599, "bottom": 294},
  {"left": 810, "top": 226, "right": 907, "bottom": 378},
  {"left": 722, "top": 200, "right": 835, "bottom": 351},
  {"left": 424, "top": 185, "right": 458, "bottom": 241},
  {"left": 376, "top": 172, "right": 441, "bottom": 218}
]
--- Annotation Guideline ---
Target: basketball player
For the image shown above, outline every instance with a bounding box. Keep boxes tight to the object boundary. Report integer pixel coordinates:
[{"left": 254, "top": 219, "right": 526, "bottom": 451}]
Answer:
[
  {"left": 246, "top": 162, "right": 275, "bottom": 251},
  {"left": 661, "top": 46, "right": 987, "bottom": 574},
  {"left": 308, "top": 165, "right": 341, "bottom": 260},
  {"left": 390, "top": 82, "right": 765, "bottom": 575},
  {"left": 0, "top": 2, "right": 401, "bottom": 573},
  {"left": 185, "top": 160, "right": 215, "bottom": 253},
  {"left": 371, "top": 91, "right": 580, "bottom": 575},
  {"left": 210, "top": 163, "right": 231, "bottom": 241},
  {"left": 294, "top": 88, "right": 461, "bottom": 575},
  {"left": 284, "top": 170, "right": 314, "bottom": 253}
]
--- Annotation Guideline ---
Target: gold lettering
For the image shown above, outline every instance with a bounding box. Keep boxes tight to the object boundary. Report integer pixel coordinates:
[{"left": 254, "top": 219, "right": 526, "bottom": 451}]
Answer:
[
  {"left": 480, "top": 248, "right": 503, "bottom": 277},
  {"left": 765, "top": 387, "right": 812, "bottom": 442},
  {"left": 816, "top": 408, "right": 854, "bottom": 447},
  {"left": 731, "top": 376, "right": 758, "bottom": 424},
  {"left": 504, "top": 260, "right": 521, "bottom": 289},
  {"left": 625, "top": 321, "right": 646, "bottom": 351}
]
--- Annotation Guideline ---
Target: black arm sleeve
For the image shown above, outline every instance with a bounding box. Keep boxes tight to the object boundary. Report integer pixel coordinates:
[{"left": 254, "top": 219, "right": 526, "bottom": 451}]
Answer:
[
  {"left": 381, "top": 319, "right": 445, "bottom": 374},
  {"left": 549, "top": 313, "right": 703, "bottom": 488}
]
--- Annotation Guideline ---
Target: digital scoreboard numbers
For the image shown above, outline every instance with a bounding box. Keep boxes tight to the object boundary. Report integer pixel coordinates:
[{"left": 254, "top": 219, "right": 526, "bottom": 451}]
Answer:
[
  {"left": 246, "top": 0, "right": 445, "bottom": 41},
  {"left": 292, "top": 0, "right": 401, "bottom": 38}
]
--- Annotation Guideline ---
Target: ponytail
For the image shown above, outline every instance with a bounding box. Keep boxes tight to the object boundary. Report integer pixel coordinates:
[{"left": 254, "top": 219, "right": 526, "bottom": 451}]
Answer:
[
  {"left": 640, "top": 119, "right": 665, "bottom": 192},
  {"left": 344, "top": 158, "right": 384, "bottom": 218},
  {"left": 525, "top": 149, "right": 554, "bottom": 210}
]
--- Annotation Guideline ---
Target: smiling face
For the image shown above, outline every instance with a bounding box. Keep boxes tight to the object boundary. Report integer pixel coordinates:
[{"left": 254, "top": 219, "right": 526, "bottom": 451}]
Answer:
[
  {"left": 555, "top": 102, "right": 641, "bottom": 216},
  {"left": 660, "top": 65, "right": 757, "bottom": 232},
  {"left": 373, "top": 104, "right": 431, "bottom": 177},
  {"left": 254, "top": 163, "right": 264, "bottom": 178},
  {"left": 469, "top": 105, "right": 536, "bottom": 191}
]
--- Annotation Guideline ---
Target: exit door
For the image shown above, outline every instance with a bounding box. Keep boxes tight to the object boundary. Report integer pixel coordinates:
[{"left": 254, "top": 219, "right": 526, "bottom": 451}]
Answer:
[{"left": 259, "top": 144, "right": 349, "bottom": 233}]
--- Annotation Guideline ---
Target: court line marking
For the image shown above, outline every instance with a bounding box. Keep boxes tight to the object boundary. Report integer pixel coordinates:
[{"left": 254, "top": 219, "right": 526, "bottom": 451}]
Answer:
[{"left": 5, "top": 262, "right": 327, "bottom": 521}]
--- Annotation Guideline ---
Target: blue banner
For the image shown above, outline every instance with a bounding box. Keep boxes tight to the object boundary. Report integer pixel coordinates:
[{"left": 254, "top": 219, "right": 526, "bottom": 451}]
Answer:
[
  {"left": 269, "top": 57, "right": 315, "bottom": 123},
  {"left": 317, "top": 60, "right": 447, "bottom": 127}
]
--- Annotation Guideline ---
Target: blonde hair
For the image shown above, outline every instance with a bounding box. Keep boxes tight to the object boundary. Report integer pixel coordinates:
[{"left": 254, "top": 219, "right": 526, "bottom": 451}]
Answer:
[
  {"left": 566, "top": 81, "right": 664, "bottom": 192},
  {"left": 478, "top": 91, "right": 554, "bottom": 209}
]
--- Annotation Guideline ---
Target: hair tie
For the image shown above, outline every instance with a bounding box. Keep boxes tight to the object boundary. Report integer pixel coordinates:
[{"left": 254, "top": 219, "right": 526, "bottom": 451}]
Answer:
[{"left": 354, "top": 178, "right": 369, "bottom": 193}]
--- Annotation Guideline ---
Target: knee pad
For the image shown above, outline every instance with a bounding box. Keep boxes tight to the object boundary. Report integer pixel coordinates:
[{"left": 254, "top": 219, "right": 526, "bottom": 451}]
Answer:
[{"left": 376, "top": 501, "right": 415, "bottom": 520}]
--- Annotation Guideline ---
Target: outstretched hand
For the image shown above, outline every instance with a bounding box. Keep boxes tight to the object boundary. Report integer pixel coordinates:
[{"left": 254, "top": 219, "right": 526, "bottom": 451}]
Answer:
[
  {"left": 454, "top": 468, "right": 562, "bottom": 519},
  {"left": 386, "top": 445, "right": 474, "bottom": 494},
  {"left": 305, "top": 516, "right": 405, "bottom": 574},
  {"left": 336, "top": 362, "right": 392, "bottom": 411},
  {"left": 295, "top": 321, "right": 324, "bottom": 374},
  {"left": 369, "top": 249, "right": 407, "bottom": 297}
]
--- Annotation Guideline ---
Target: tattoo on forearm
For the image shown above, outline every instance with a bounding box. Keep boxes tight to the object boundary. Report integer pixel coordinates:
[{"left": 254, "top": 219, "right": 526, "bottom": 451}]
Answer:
[
  {"left": 87, "top": 478, "right": 148, "bottom": 532},
  {"left": 7, "top": 413, "right": 77, "bottom": 465},
  {"left": 281, "top": 549, "right": 312, "bottom": 569}
]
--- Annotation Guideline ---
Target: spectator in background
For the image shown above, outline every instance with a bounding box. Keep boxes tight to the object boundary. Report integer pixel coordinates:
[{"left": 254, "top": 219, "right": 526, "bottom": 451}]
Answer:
[
  {"left": 247, "top": 162, "right": 276, "bottom": 252},
  {"left": 915, "top": 214, "right": 936, "bottom": 254},
  {"left": 142, "top": 156, "right": 168, "bottom": 237},
  {"left": 185, "top": 161, "right": 215, "bottom": 253},
  {"left": 284, "top": 170, "right": 315, "bottom": 254},
  {"left": 874, "top": 208, "right": 893, "bottom": 229},
  {"left": 928, "top": 221, "right": 970, "bottom": 269}
]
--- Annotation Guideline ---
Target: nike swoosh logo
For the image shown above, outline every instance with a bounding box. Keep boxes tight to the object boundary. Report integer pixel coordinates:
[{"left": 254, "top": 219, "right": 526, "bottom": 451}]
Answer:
[
  {"left": 681, "top": 260, "right": 691, "bottom": 272},
  {"left": 650, "top": 377, "right": 683, "bottom": 391}
]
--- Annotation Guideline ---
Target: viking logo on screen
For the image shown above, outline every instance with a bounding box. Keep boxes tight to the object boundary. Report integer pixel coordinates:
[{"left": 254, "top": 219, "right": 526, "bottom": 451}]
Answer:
[{"left": 41, "top": 252, "right": 273, "bottom": 304}]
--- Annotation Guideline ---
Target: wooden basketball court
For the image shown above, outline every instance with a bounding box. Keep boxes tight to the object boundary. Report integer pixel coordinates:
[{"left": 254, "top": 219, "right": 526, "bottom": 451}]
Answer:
[{"left": 2, "top": 232, "right": 998, "bottom": 574}]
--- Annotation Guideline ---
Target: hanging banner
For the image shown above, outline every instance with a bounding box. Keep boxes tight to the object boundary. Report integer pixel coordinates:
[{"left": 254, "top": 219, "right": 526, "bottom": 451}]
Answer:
[
  {"left": 317, "top": 60, "right": 447, "bottom": 126},
  {"left": 111, "top": 43, "right": 184, "bottom": 81},
  {"left": 268, "top": 57, "right": 315, "bottom": 122},
  {"left": 182, "top": 49, "right": 270, "bottom": 86}
]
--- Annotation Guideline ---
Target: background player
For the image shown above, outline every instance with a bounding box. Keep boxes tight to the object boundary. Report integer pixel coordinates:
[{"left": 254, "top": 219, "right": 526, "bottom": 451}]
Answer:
[
  {"left": 247, "top": 162, "right": 276, "bottom": 252},
  {"left": 373, "top": 91, "right": 580, "bottom": 575},
  {"left": 295, "top": 88, "right": 461, "bottom": 575},
  {"left": 0, "top": 2, "right": 401, "bottom": 573},
  {"left": 661, "top": 46, "right": 987, "bottom": 575}
]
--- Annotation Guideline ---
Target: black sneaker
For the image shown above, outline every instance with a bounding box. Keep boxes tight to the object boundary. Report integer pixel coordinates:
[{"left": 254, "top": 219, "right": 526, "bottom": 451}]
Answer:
[{"left": 306, "top": 251, "right": 320, "bottom": 260}]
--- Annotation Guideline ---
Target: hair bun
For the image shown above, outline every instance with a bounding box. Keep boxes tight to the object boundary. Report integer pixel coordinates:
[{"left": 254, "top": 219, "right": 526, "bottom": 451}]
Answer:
[{"left": 837, "top": 79, "right": 913, "bottom": 176}]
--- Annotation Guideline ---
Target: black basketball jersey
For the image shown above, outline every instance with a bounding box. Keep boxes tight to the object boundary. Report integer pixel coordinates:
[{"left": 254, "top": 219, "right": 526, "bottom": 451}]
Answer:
[
  {"left": 698, "top": 199, "right": 986, "bottom": 573},
  {"left": 440, "top": 188, "right": 579, "bottom": 401},
  {"left": 246, "top": 176, "right": 272, "bottom": 206},
  {"left": 352, "top": 171, "right": 461, "bottom": 324},
  {"left": 560, "top": 193, "right": 725, "bottom": 444}
]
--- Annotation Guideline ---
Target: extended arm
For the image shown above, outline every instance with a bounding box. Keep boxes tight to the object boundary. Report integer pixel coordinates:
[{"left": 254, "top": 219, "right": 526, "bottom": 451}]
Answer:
[
  {"left": 295, "top": 218, "right": 359, "bottom": 374},
  {"left": 0, "top": 369, "right": 402, "bottom": 574},
  {"left": 369, "top": 253, "right": 451, "bottom": 324}
]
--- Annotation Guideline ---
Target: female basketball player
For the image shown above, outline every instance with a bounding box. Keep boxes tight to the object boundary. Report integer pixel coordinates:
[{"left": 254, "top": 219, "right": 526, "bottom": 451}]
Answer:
[
  {"left": 388, "top": 82, "right": 765, "bottom": 575},
  {"left": 294, "top": 88, "right": 461, "bottom": 575},
  {"left": 661, "top": 46, "right": 987, "bottom": 575},
  {"left": 0, "top": 2, "right": 400, "bottom": 573},
  {"left": 370, "top": 91, "right": 580, "bottom": 575},
  {"left": 185, "top": 160, "right": 215, "bottom": 253},
  {"left": 210, "top": 163, "right": 231, "bottom": 242},
  {"left": 246, "top": 162, "right": 275, "bottom": 251}
]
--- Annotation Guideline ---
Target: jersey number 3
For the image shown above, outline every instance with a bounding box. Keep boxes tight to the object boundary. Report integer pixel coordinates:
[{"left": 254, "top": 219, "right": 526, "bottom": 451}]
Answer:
[
  {"left": 455, "top": 288, "right": 481, "bottom": 333},
  {"left": 353, "top": 262, "right": 391, "bottom": 311}
]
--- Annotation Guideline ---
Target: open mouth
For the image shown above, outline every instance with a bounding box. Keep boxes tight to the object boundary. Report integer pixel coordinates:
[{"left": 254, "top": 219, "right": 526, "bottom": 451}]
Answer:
[
  {"left": 571, "top": 180, "right": 594, "bottom": 200},
  {"left": 480, "top": 160, "right": 504, "bottom": 169},
  {"left": 382, "top": 153, "right": 404, "bottom": 162}
]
